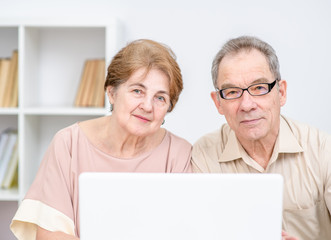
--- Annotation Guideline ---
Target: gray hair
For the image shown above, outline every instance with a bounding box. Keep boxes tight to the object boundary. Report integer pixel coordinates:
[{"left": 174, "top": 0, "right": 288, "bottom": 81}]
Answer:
[{"left": 211, "top": 36, "right": 281, "bottom": 89}]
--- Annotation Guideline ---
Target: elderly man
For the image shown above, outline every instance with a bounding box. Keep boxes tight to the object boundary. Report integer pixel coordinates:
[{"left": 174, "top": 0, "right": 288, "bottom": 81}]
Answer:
[{"left": 192, "top": 36, "right": 331, "bottom": 240}]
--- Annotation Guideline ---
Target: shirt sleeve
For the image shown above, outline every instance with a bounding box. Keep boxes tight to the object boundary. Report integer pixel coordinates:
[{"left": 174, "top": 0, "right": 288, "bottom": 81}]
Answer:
[
  {"left": 191, "top": 141, "right": 210, "bottom": 173},
  {"left": 191, "top": 132, "right": 222, "bottom": 174},
  {"left": 11, "top": 129, "right": 76, "bottom": 240},
  {"left": 322, "top": 134, "right": 331, "bottom": 215}
]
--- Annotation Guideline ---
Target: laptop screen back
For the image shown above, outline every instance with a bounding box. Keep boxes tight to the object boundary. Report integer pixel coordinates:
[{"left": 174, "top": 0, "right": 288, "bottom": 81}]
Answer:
[{"left": 79, "top": 173, "right": 283, "bottom": 240}]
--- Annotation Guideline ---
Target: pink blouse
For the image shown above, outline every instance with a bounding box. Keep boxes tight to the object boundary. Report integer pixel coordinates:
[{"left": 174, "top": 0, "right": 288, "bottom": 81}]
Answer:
[{"left": 11, "top": 123, "right": 192, "bottom": 239}]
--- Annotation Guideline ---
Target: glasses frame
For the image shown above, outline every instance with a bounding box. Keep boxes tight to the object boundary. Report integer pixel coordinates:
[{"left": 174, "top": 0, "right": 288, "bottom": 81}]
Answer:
[{"left": 217, "top": 79, "right": 279, "bottom": 100}]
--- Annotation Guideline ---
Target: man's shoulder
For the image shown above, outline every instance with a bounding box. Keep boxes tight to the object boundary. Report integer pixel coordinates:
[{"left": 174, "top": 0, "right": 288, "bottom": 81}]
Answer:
[
  {"left": 191, "top": 124, "right": 231, "bottom": 172},
  {"left": 193, "top": 129, "right": 220, "bottom": 149},
  {"left": 193, "top": 123, "right": 231, "bottom": 151},
  {"left": 281, "top": 116, "right": 331, "bottom": 158},
  {"left": 282, "top": 115, "right": 331, "bottom": 142}
]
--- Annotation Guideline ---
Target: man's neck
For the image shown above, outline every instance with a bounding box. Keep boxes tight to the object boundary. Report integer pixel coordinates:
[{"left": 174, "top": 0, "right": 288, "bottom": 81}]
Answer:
[{"left": 237, "top": 133, "right": 278, "bottom": 169}]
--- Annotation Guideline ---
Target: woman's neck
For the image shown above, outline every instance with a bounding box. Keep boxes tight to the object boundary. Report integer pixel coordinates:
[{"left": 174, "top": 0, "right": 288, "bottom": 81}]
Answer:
[{"left": 103, "top": 116, "right": 166, "bottom": 158}]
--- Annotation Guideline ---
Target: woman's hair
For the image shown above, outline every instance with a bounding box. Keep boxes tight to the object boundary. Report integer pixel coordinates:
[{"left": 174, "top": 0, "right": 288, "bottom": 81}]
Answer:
[
  {"left": 104, "top": 39, "right": 183, "bottom": 112},
  {"left": 211, "top": 36, "right": 281, "bottom": 89}
]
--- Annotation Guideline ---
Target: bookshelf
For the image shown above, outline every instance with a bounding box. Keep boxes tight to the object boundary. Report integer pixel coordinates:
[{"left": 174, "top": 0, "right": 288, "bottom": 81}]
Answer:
[{"left": 0, "top": 18, "right": 120, "bottom": 239}]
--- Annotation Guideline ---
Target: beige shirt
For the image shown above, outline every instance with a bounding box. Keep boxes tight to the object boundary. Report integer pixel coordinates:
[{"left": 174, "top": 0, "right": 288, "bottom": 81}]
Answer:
[
  {"left": 192, "top": 115, "right": 331, "bottom": 240},
  {"left": 11, "top": 123, "right": 192, "bottom": 240}
]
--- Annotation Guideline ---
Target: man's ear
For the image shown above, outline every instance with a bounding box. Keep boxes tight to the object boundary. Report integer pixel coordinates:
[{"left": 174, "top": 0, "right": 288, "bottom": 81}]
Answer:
[
  {"left": 211, "top": 91, "right": 224, "bottom": 115},
  {"left": 278, "top": 80, "right": 287, "bottom": 107}
]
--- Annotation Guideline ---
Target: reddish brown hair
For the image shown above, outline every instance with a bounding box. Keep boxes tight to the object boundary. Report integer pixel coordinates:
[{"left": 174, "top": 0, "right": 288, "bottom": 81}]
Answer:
[{"left": 104, "top": 39, "right": 183, "bottom": 112}]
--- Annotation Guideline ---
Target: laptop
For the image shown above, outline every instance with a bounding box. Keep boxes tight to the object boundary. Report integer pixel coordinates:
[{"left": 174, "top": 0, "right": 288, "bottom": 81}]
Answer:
[{"left": 79, "top": 173, "right": 283, "bottom": 240}]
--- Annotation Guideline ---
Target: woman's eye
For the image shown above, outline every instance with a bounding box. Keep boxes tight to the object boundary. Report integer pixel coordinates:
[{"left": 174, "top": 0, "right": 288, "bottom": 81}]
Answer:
[
  {"left": 133, "top": 89, "right": 142, "bottom": 94},
  {"left": 156, "top": 96, "right": 165, "bottom": 102}
]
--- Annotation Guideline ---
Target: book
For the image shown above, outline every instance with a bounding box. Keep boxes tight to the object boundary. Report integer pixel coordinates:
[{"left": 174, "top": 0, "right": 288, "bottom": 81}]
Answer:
[
  {"left": 0, "top": 131, "right": 10, "bottom": 160},
  {"left": 77, "top": 60, "right": 93, "bottom": 106},
  {"left": 85, "top": 60, "right": 98, "bottom": 106},
  {"left": 0, "top": 130, "right": 18, "bottom": 185},
  {"left": 0, "top": 59, "right": 11, "bottom": 107},
  {"left": 0, "top": 131, "right": 9, "bottom": 186},
  {"left": 74, "top": 59, "right": 106, "bottom": 107},
  {"left": 10, "top": 51, "right": 19, "bottom": 107},
  {"left": 1, "top": 139, "right": 18, "bottom": 188},
  {"left": 82, "top": 60, "right": 97, "bottom": 106},
  {"left": 75, "top": 60, "right": 90, "bottom": 107},
  {"left": 93, "top": 60, "right": 106, "bottom": 107},
  {"left": 3, "top": 50, "right": 18, "bottom": 107}
]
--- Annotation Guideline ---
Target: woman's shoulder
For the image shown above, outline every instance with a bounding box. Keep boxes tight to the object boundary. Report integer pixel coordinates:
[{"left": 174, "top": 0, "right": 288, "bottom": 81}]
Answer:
[
  {"left": 51, "top": 117, "right": 106, "bottom": 148},
  {"left": 77, "top": 116, "right": 106, "bottom": 132},
  {"left": 52, "top": 122, "right": 79, "bottom": 142},
  {"left": 165, "top": 129, "right": 192, "bottom": 150},
  {"left": 75, "top": 116, "right": 107, "bottom": 140}
]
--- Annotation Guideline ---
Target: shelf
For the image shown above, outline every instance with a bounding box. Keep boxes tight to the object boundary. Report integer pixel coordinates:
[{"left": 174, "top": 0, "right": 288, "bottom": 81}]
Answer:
[
  {"left": 0, "top": 108, "right": 19, "bottom": 115},
  {"left": 0, "top": 18, "right": 121, "bottom": 240},
  {"left": 22, "top": 27, "right": 106, "bottom": 109},
  {"left": 0, "top": 20, "right": 119, "bottom": 202},
  {"left": 0, "top": 188, "right": 20, "bottom": 201},
  {"left": 23, "top": 107, "right": 108, "bottom": 116},
  {"left": 0, "top": 17, "right": 118, "bottom": 28}
]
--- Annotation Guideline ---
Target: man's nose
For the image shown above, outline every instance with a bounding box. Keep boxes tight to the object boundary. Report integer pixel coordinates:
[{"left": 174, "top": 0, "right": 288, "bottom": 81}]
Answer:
[{"left": 239, "top": 90, "right": 257, "bottom": 112}]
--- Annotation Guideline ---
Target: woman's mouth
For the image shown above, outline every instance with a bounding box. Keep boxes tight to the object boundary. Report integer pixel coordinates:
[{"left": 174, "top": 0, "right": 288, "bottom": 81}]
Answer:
[{"left": 134, "top": 115, "right": 150, "bottom": 122}]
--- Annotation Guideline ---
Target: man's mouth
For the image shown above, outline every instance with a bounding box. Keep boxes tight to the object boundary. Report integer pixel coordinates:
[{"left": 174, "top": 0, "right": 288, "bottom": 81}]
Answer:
[{"left": 240, "top": 118, "right": 262, "bottom": 125}]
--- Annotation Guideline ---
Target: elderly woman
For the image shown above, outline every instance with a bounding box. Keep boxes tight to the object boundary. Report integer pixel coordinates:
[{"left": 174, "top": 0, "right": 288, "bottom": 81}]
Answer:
[{"left": 11, "top": 39, "right": 192, "bottom": 240}]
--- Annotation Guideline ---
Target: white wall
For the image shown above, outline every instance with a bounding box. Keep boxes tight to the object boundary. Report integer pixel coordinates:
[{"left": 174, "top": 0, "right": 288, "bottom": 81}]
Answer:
[{"left": 1, "top": 0, "right": 331, "bottom": 144}]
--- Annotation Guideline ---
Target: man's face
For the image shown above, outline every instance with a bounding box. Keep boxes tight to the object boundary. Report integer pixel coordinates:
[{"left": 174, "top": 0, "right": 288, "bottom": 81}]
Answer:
[{"left": 211, "top": 49, "right": 287, "bottom": 143}]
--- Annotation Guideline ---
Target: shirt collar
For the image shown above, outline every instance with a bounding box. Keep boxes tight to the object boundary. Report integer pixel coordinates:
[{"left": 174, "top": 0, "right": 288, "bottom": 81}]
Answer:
[
  {"left": 218, "top": 115, "right": 303, "bottom": 163},
  {"left": 278, "top": 115, "right": 303, "bottom": 154},
  {"left": 218, "top": 130, "right": 242, "bottom": 162}
]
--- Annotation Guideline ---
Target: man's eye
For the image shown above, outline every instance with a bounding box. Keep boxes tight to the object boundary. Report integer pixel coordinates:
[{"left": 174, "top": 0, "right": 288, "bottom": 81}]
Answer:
[
  {"left": 228, "top": 90, "right": 238, "bottom": 95},
  {"left": 250, "top": 84, "right": 268, "bottom": 93},
  {"left": 255, "top": 85, "right": 267, "bottom": 91},
  {"left": 224, "top": 89, "right": 240, "bottom": 97}
]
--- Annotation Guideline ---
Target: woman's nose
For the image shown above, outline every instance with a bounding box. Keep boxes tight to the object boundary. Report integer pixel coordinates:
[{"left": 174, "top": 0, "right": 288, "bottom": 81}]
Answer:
[{"left": 139, "top": 96, "right": 153, "bottom": 112}]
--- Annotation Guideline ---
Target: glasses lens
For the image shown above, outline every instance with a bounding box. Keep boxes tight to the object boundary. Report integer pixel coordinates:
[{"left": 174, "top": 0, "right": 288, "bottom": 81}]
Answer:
[
  {"left": 248, "top": 83, "right": 269, "bottom": 96},
  {"left": 221, "top": 88, "right": 242, "bottom": 99}
]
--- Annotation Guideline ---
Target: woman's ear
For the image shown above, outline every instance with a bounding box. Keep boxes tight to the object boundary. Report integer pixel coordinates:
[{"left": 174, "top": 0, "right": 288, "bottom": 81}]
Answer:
[{"left": 106, "top": 86, "right": 115, "bottom": 104}]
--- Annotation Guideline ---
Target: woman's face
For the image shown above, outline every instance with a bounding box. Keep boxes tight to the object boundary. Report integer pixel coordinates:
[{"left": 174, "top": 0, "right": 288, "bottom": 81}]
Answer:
[{"left": 107, "top": 68, "right": 171, "bottom": 137}]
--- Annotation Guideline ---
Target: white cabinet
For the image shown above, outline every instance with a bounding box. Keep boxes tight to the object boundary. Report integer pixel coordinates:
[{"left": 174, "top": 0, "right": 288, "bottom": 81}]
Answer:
[{"left": 0, "top": 19, "right": 120, "bottom": 239}]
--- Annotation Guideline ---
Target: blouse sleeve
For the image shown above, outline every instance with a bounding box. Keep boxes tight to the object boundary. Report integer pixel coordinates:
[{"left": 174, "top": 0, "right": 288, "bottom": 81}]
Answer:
[
  {"left": 10, "top": 129, "right": 76, "bottom": 240},
  {"left": 167, "top": 133, "right": 192, "bottom": 173}
]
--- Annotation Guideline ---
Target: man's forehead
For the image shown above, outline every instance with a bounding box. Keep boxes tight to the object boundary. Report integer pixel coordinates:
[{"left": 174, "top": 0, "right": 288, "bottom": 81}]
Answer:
[
  {"left": 219, "top": 49, "right": 269, "bottom": 70},
  {"left": 217, "top": 50, "right": 271, "bottom": 84},
  {"left": 220, "top": 49, "right": 268, "bottom": 66}
]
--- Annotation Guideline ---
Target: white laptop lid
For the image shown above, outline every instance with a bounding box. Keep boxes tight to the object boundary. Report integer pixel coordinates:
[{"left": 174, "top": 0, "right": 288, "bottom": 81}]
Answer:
[{"left": 79, "top": 173, "right": 283, "bottom": 240}]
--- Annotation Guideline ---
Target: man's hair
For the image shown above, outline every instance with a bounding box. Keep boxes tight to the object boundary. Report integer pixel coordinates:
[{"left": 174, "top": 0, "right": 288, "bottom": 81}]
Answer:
[
  {"left": 104, "top": 39, "right": 182, "bottom": 112},
  {"left": 211, "top": 36, "right": 281, "bottom": 88}
]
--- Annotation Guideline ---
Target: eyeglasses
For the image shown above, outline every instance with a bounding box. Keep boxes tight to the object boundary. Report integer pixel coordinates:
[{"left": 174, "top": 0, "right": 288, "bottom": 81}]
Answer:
[{"left": 217, "top": 79, "right": 279, "bottom": 100}]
